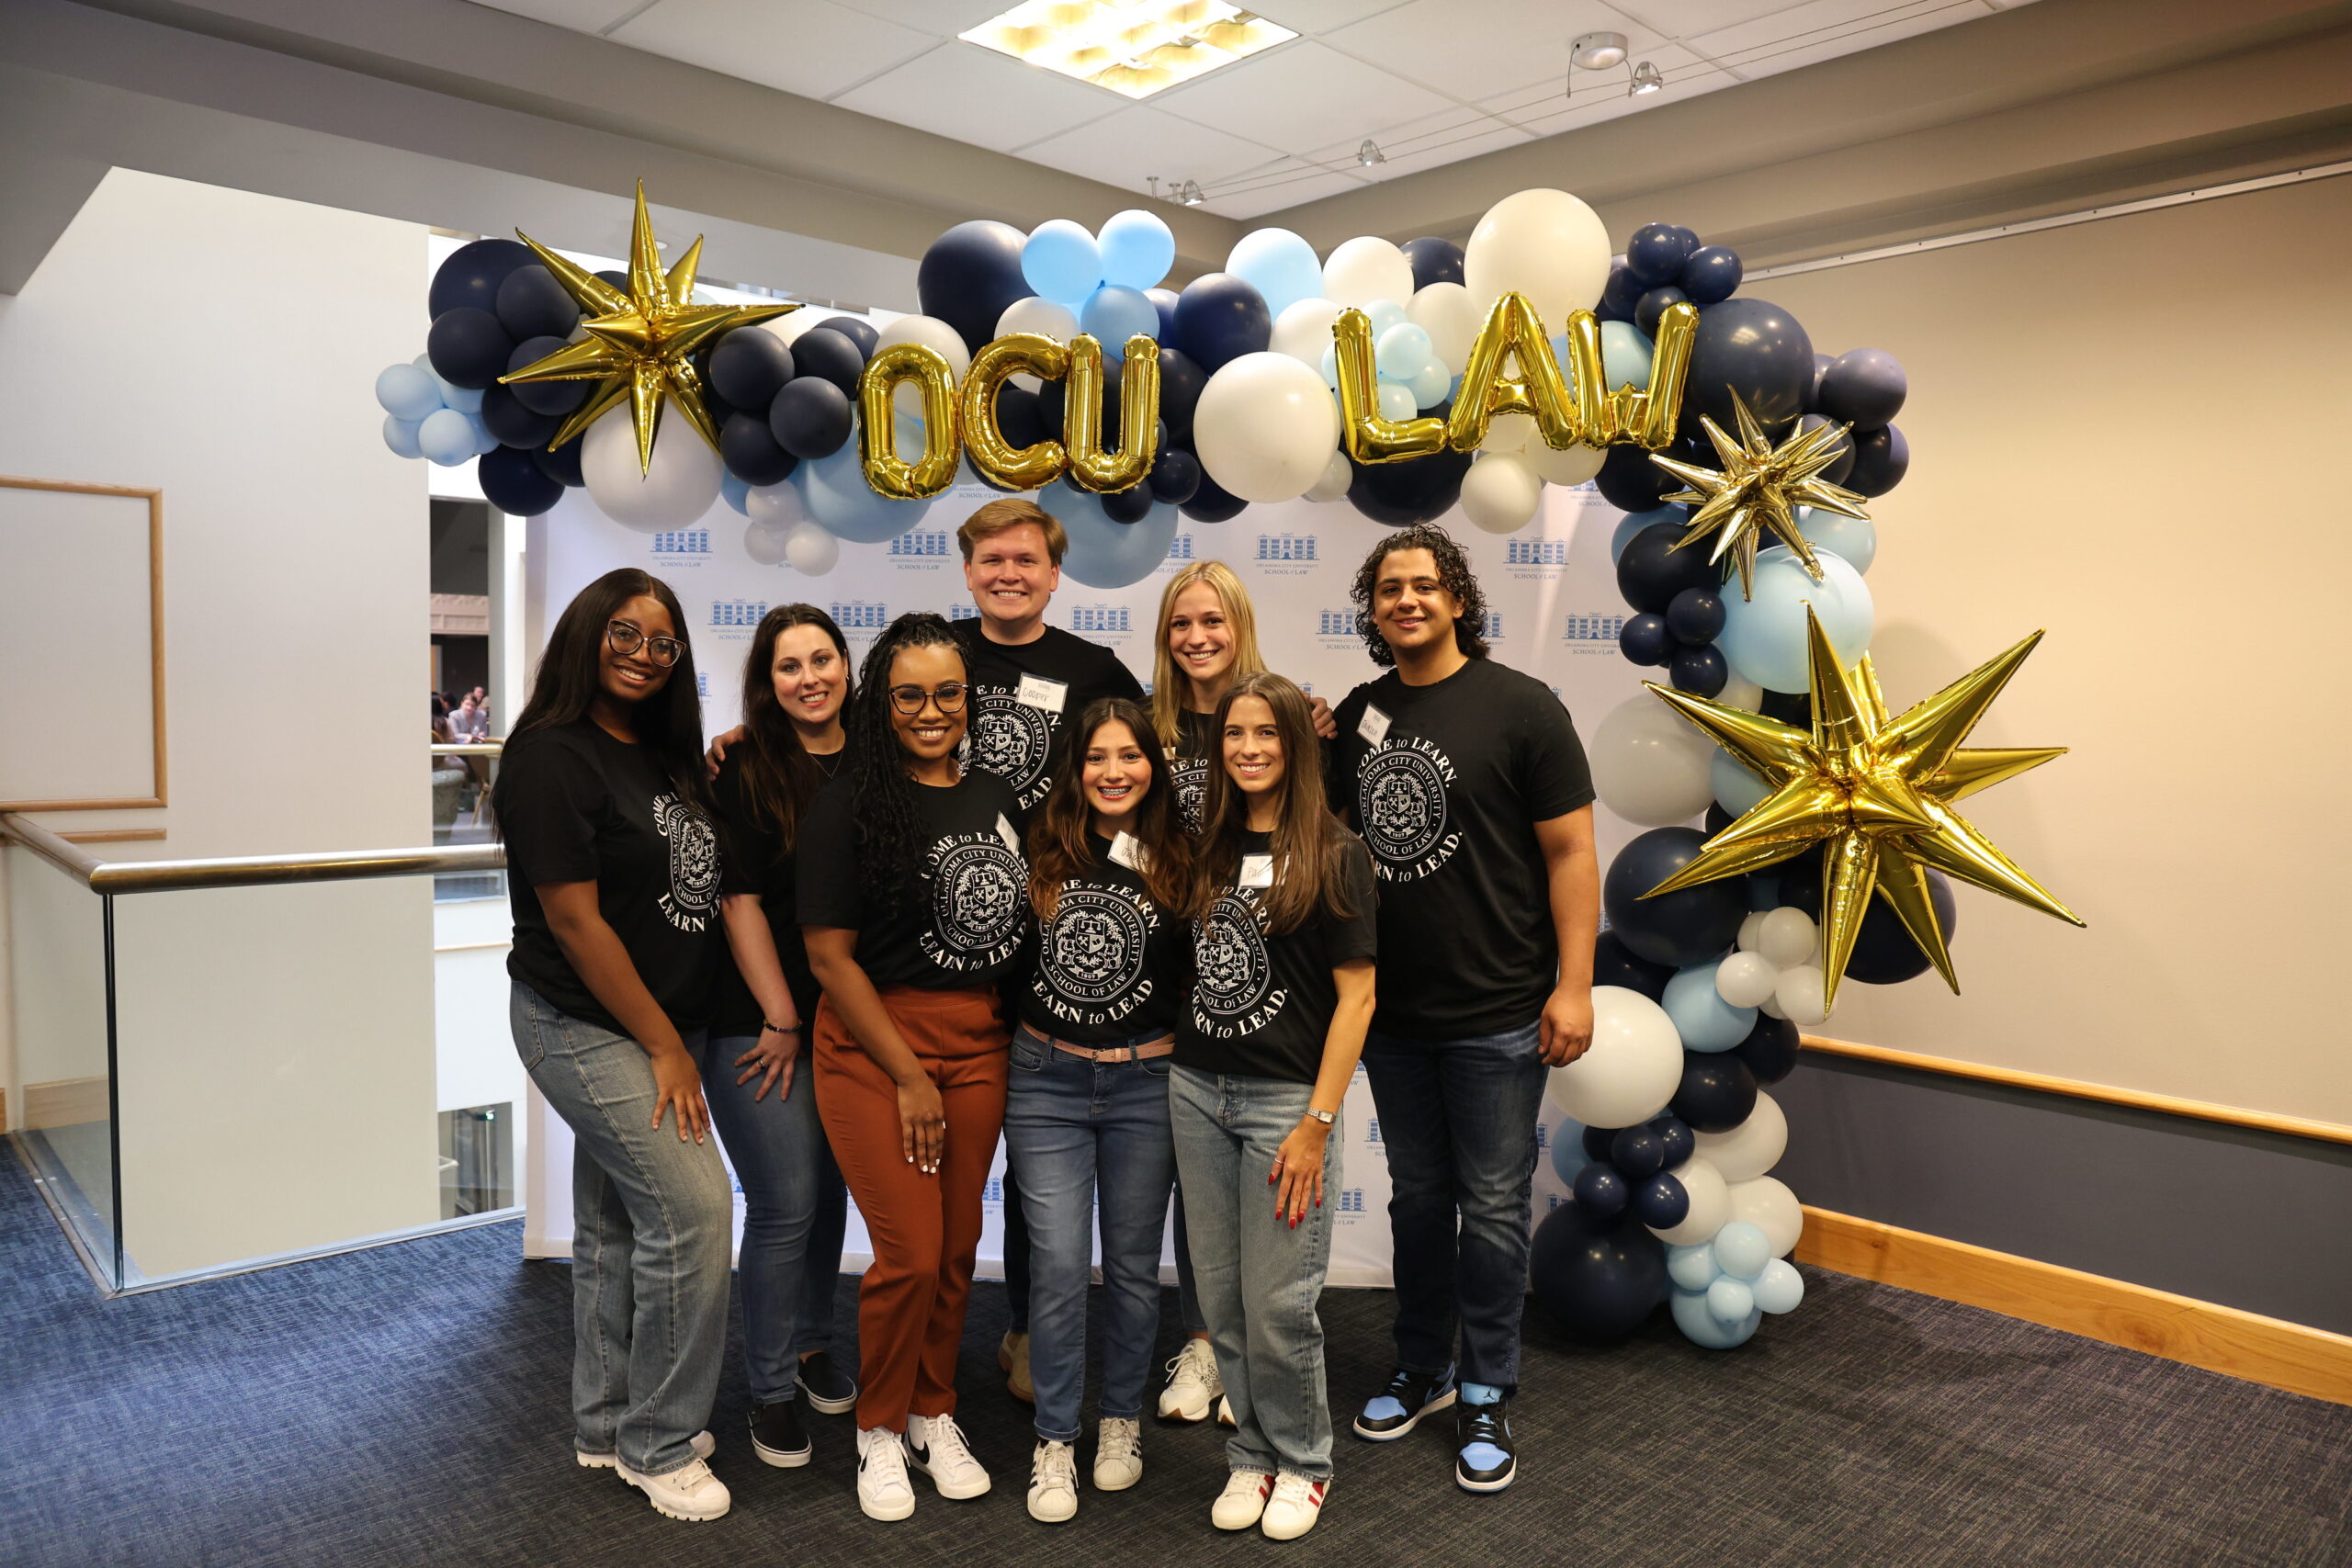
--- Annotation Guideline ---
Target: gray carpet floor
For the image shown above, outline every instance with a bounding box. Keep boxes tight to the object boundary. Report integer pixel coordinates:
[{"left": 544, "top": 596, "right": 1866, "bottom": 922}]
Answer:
[{"left": 3, "top": 1156, "right": 2346, "bottom": 1567}]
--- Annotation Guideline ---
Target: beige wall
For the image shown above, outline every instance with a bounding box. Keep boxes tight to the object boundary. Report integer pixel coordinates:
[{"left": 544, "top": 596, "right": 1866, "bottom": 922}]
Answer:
[{"left": 1759, "top": 175, "right": 2352, "bottom": 1123}]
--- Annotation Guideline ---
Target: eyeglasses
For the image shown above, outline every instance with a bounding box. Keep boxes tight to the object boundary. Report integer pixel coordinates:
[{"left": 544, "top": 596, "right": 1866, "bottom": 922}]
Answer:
[
  {"left": 607, "top": 622, "right": 685, "bottom": 668},
  {"left": 888, "top": 682, "right": 967, "bottom": 716}
]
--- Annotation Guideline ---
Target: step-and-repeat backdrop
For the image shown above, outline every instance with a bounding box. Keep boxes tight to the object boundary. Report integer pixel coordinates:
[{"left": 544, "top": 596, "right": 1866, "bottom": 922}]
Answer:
[{"left": 522, "top": 477, "right": 1658, "bottom": 1287}]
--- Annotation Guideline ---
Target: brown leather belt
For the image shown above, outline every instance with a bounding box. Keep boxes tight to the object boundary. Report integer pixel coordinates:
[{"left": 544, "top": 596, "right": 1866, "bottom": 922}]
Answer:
[{"left": 1038, "top": 1031, "right": 1175, "bottom": 1063}]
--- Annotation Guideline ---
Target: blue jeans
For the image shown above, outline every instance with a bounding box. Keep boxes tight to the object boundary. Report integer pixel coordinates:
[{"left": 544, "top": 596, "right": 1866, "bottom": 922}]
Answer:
[
  {"left": 1004, "top": 1027, "right": 1176, "bottom": 1442},
  {"left": 512, "top": 982, "right": 732, "bottom": 1475},
  {"left": 702, "top": 1035, "right": 849, "bottom": 1404},
  {"left": 1363, "top": 1021, "right": 1547, "bottom": 1393},
  {"left": 1169, "top": 1065, "right": 1340, "bottom": 1481}
]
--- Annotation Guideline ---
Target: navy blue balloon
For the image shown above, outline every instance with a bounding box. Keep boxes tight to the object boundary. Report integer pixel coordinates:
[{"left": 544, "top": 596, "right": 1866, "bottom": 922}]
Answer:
[
  {"left": 995, "top": 383, "right": 1048, "bottom": 453},
  {"left": 1610, "top": 1126, "right": 1667, "bottom": 1180},
  {"left": 1530, "top": 1204, "right": 1668, "bottom": 1342},
  {"left": 1672, "top": 1054, "right": 1758, "bottom": 1134},
  {"left": 1688, "top": 298, "right": 1814, "bottom": 439},
  {"left": 506, "top": 337, "right": 587, "bottom": 417},
  {"left": 1594, "top": 931, "right": 1674, "bottom": 1000},
  {"left": 477, "top": 445, "right": 563, "bottom": 517},
  {"left": 1148, "top": 288, "right": 1181, "bottom": 344},
  {"left": 1635, "top": 286, "right": 1689, "bottom": 339},
  {"left": 1704, "top": 802, "right": 1736, "bottom": 838},
  {"left": 426, "top": 307, "right": 516, "bottom": 390},
  {"left": 1618, "top": 613, "right": 1675, "bottom": 667},
  {"left": 478, "top": 384, "right": 557, "bottom": 449},
  {"left": 708, "top": 328, "right": 796, "bottom": 412},
  {"left": 1626, "top": 222, "right": 1696, "bottom": 288},
  {"left": 532, "top": 436, "right": 583, "bottom": 488},
  {"left": 1180, "top": 469, "right": 1250, "bottom": 524},
  {"left": 1807, "top": 353, "right": 1833, "bottom": 412},
  {"left": 1600, "top": 263, "right": 1646, "bottom": 321},
  {"left": 1649, "top": 1113, "right": 1696, "bottom": 1168},
  {"left": 1758, "top": 688, "right": 1811, "bottom": 728},
  {"left": 1157, "top": 347, "right": 1205, "bottom": 437},
  {"left": 918, "top": 220, "right": 1031, "bottom": 355},
  {"left": 1669, "top": 225, "right": 1701, "bottom": 251},
  {"left": 1604, "top": 828, "right": 1747, "bottom": 968},
  {"left": 1581, "top": 1123, "right": 1618, "bottom": 1162},
  {"left": 1667, "top": 587, "right": 1724, "bottom": 644},
  {"left": 1346, "top": 447, "right": 1468, "bottom": 527},
  {"left": 1632, "top": 1171, "right": 1690, "bottom": 1231},
  {"left": 1403, "top": 235, "right": 1466, "bottom": 290},
  {"left": 792, "top": 329, "right": 865, "bottom": 399},
  {"left": 1595, "top": 443, "right": 1679, "bottom": 513},
  {"left": 1101, "top": 484, "right": 1155, "bottom": 525},
  {"left": 1573, "top": 1163, "right": 1629, "bottom": 1219},
  {"left": 593, "top": 268, "right": 629, "bottom": 292},
  {"left": 1734, "top": 1015, "right": 1801, "bottom": 1086},
  {"left": 1845, "top": 423, "right": 1908, "bottom": 496},
  {"left": 1617, "top": 521, "right": 1721, "bottom": 614},
  {"left": 1670, "top": 643, "right": 1727, "bottom": 698},
  {"left": 768, "top": 377, "right": 853, "bottom": 460},
  {"left": 493, "top": 265, "right": 579, "bottom": 343},
  {"left": 1148, "top": 447, "right": 1202, "bottom": 506},
  {"left": 430, "top": 238, "right": 535, "bottom": 319},
  {"left": 1172, "top": 273, "right": 1271, "bottom": 375},
  {"left": 1817, "top": 348, "right": 1907, "bottom": 428},
  {"left": 1797, "top": 414, "right": 1855, "bottom": 485},
  {"left": 721, "top": 412, "right": 799, "bottom": 487},
  {"left": 1678, "top": 245, "right": 1744, "bottom": 306},
  {"left": 829, "top": 318, "right": 880, "bottom": 360},
  {"left": 1847, "top": 867, "right": 1959, "bottom": 985}
]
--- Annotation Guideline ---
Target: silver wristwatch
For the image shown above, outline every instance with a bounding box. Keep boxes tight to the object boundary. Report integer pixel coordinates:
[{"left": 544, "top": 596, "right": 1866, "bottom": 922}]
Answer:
[{"left": 1304, "top": 1107, "right": 1337, "bottom": 1126}]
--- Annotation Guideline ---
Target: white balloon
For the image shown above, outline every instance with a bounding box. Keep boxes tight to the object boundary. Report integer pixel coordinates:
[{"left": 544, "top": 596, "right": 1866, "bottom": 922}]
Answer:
[
  {"left": 745, "top": 480, "right": 806, "bottom": 528},
  {"left": 1757, "top": 908, "right": 1819, "bottom": 969},
  {"left": 1521, "top": 440, "right": 1607, "bottom": 487},
  {"left": 1321, "top": 236, "right": 1415, "bottom": 309},
  {"left": 1464, "top": 187, "right": 1612, "bottom": 326},
  {"left": 1758, "top": 993, "right": 1788, "bottom": 1021},
  {"left": 1588, "top": 693, "right": 1716, "bottom": 826},
  {"left": 1270, "top": 298, "right": 1346, "bottom": 367},
  {"left": 1485, "top": 412, "right": 1535, "bottom": 455},
  {"left": 743, "top": 520, "right": 790, "bottom": 566},
  {"left": 1714, "top": 951, "right": 1779, "bottom": 1010},
  {"left": 582, "top": 409, "right": 723, "bottom": 533},
  {"left": 1192, "top": 352, "right": 1341, "bottom": 503},
  {"left": 1727, "top": 1175, "right": 1804, "bottom": 1257},
  {"left": 1306, "top": 447, "right": 1352, "bottom": 503},
  {"left": 783, "top": 520, "right": 840, "bottom": 576},
  {"left": 1714, "top": 670, "right": 1766, "bottom": 712},
  {"left": 1693, "top": 1093, "right": 1787, "bottom": 1182},
  {"left": 1407, "top": 282, "right": 1481, "bottom": 375},
  {"left": 1647, "top": 1156, "right": 1732, "bottom": 1247},
  {"left": 876, "top": 314, "right": 969, "bottom": 418},
  {"left": 1544, "top": 985, "right": 1684, "bottom": 1128},
  {"left": 1460, "top": 453, "right": 1543, "bottom": 535},
  {"left": 1736, "top": 910, "right": 1768, "bottom": 953},
  {"left": 1774, "top": 964, "right": 1830, "bottom": 1026},
  {"left": 995, "top": 297, "right": 1080, "bottom": 389},
  {"left": 767, "top": 310, "right": 847, "bottom": 349}
]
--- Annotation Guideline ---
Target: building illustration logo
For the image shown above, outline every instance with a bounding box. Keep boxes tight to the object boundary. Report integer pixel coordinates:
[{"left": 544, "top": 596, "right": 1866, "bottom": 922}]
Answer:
[
  {"left": 710, "top": 600, "right": 766, "bottom": 627},
  {"left": 888, "top": 530, "right": 951, "bottom": 558},
  {"left": 650, "top": 528, "right": 709, "bottom": 555},
  {"left": 830, "top": 601, "right": 889, "bottom": 631},
  {"left": 1069, "top": 605, "right": 1129, "bottom": 635},
  {"left": 1256, "top": 533, "right": 1317, "bottom": 562},
  {"left": 1564, "top": 613, "right": 1628, "bottom": 642}
]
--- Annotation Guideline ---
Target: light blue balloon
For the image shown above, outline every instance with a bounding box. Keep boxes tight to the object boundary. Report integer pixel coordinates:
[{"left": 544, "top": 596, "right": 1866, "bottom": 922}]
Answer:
[
  {"left": 1612, "top": 503, "right": 1682, "bottom": 561},
  {"left": 796, "top": 434, "right": 930, "bottom": 544},
  {"left": 1548, "top": 1116, "right": 1591, "bottom": 1187},
  {"left": 376, "top": 363, "right": 444, "bottom": 421},
  {"left": 1662, "top": 964, "right": 1758, "bottom": 1052},
  {"left": 467, "top": 413, "right": 499, "bottom": 456},
  {"left": 1671, "top": 1288, "right": 1760, "bottom": 1348},
  {"left": 722, "top": 472, "right": 752, "bottom": 515},
  {"left": 1712, "top": 1219, "right": 1773, "bottom": 1280},
  {"left": 1712, "top": 750, "right": 1769, "bottom": 817},
  {"left": 1375, "top": 322, "right": 1433, "bottom": 380},
  {"left": 1753, "top": 1258, "right": 1805, "bottom": 1314},
  {"left": 1706, "top": 1277, "right": 1756, "bottom": 1323},
  {"left": 1318, "top": 343, "right": 1340, "bottom": 392},
  {"left": 418, "top": 408, "right": 479, "bottom": 467},
  {"left": 1226, "top": 228, "right": 1323, "bottom": 319},
  {"left": 1362, "top": 298, "right": 1408, "bottom": 338},
  {"left": 1040, "top": 483, "right": 1181, "bottom": 589},
  {"left": 1377, "top": 380, "right": 1418, "bottom": 422},
  {"left": 1795, "top": 505, "right": 1877, "bottom": 574},
  {"left": 1023, "top": 219, "right": 1101, "bottom": 304},
  {"left": 433, "top": 373, "right": 484, "bottom": 414},
  {"left": 1080, "top": 284, "right": 1159, "bottom": 364},
  {"left": 1097, "top": 209, "right": 1174, "bottom": 290},
  {"left": 382, "top": 414, "right": 424, "bottom": 459},
  {"left": 1717, "top": 545, "right": 1873, "bottom": 694},
  {"left": 1600, "top": 321, "right": 1655, "bottom": 391},
  {"left": 1409, "top": 362, "right": 1451, "bottom": 408},
  {"left": 1666, "top": 1242, "right": 1720, "bottom": 1293}
]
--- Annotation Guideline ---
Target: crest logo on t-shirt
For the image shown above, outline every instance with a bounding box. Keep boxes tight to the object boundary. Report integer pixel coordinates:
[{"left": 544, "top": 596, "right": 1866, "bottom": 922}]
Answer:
[
  {"left": 653, "top": 794, "right": 718, "bottom": 932},
  {"left": 1193, "top": 892, "right": 1274, "bottom": 1021},
  {"left": 1037, "top": 885, "right": 1154, "bottom": 1021},
  {"left": 967, "top": 686, "right": 1057, "bottom": 806},
  {"left": 923, "top": 833, "right": 1026, "bottom": 969},
  {"left": 1170, "top": 756, "right": 1209, "bottom": 832},
  {"left": 1356, "top": 738, "right": 1461, "bottom": 883}
]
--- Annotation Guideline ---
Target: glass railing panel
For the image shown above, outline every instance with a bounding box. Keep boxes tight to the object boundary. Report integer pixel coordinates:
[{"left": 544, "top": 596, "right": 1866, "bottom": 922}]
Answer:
[
  {"left": 432, "top": 744, "right": 503, "bottom": 902},
  {"left": 5, "top": 840, "right": 119, "bottom": 1287}
]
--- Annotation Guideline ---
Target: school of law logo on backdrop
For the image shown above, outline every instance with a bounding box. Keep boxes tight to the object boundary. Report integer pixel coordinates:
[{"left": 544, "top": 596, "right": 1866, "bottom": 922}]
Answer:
[
  {"left": 1562, "top": 612, "right": 1628, "bottom": 655},
  {"left": 1316, "top": 609, "right": 1361, "bottom": 647},
  {"left": 650, "top": 528, "right": 710, "bottom": 569},
  {"left": 1069, "top": 604, "right": 1130, "bottom": 640},
  {"left": 1153, "top": 534, "right": 1198, "bottom": 571},
  {"left": 1505, "top": 538, "right": 1573, "bottom": 571},
  {"left": 948, "top": 604, "right": 979, "bottom": 621},
  {"left": 888, "top": 529, "right": 952, "bottom": 568},
  {"left": 1255, "top": 533, "right": 1317, "bottom": 576},
  {"left": 710, "top": 599, "right": 766, "bottom": 639},
  {"left": 830, "top": 600, "right": 889, "bottom": 637},
  {"left": 1483, "top": 611, "right": 1506, "bottom": 642}
]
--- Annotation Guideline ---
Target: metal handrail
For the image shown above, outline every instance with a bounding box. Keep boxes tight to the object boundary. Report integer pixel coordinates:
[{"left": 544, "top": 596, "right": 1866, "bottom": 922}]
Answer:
[
  {"left": 431, "top": 742, "right": 503, "bottom": 758},
  {"left": 0, "top": 812, "right": 505, "bottom": 895}
]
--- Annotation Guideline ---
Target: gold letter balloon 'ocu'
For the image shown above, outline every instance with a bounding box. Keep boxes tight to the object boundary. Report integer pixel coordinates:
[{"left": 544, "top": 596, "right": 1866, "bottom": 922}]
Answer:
[{"left": 858, "top": 343, "right": 961, "bottom": 500}]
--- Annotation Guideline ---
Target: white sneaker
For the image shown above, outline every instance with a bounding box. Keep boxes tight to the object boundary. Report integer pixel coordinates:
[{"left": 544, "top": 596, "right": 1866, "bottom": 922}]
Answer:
[
  {"left": 1216, "top": 1395, "right": 1236, "bottom": 1428},
  {"left": 615, "top": 1455, "right": 730, "bottom": 1522},
  {"left": 1158, "top": 1338, "right": 1223, "bottom": 1422},
  {"left": 576, "top": 1429, "right": 714, "bottom": 1470},
  {"left": 1093, "top": 1416, "right": 1142, "bottom": 1491},
  {"left": 1211, "top": 1468, "right": 1274, "bottom": 1531},
  {"left": 907, "top": 1412, "right": 992, "bottom": 1499},
  {"left": 1027, "top": 1439, "right": 1079, "bottom": 1523},
  {"left": 855, "top": 1427, "right": 917, "bottom": 1522},
  {"left": 1261, "top": 1472, "right": 1329, "bottom": 1541}
]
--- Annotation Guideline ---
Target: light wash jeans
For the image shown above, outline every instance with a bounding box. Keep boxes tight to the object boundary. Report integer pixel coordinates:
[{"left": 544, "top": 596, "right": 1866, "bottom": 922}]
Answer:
[
  {"left": 1004, "top": 1026, "right": 1178, "bottom": 1443},
  {"left": 701, "top": 1034, "right": 849, "bottom": 1405},
  {"left": 1169, "top": 1064, "right": 1342, "bottom": 1481},
  {"left": 512, "top": 982, "right": 732, "bottom": 1475}
]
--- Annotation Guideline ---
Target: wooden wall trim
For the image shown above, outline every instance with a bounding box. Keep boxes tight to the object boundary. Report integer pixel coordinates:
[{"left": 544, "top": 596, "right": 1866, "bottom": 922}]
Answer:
[
  {"left": 22, "top": 1076, "right": 110, "bottom": 1132},
  {"left": 1797, "top": 1206, "right": 2352, "bottom": 1406}
]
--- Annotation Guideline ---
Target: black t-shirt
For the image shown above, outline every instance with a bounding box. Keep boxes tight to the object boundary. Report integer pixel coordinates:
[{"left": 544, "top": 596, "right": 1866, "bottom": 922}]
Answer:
[
  {"left": 1331, "top": 657, "right": 1595, "bottom": 1039},
  {"left": 499, "top": 718, "right": 721, "bottom": 1033},
  {"left": 1170, "top": 707, "right": 1217, "bottom": 832},
  {"left": 796, "top": 769, "right": 1029, "bottom": 990},
  {"left": 707, "top": 747, "right": 843, "bottom": 1036},
  {"left": 1019, "top": 834, "right": 1184, "bottom": 1043},
  {"left": 951, "top": 619, "right": 1144, "bottom": 814},
  {"left": 1175, "top": 829, "right": 1379, "bottom": 1086}
]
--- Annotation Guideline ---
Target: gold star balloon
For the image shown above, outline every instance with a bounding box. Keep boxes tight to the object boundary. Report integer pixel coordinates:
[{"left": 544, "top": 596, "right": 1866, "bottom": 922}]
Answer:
[
  {"left": 1648, "top": 390, "right": 1871, "bottom": 600},
  {"left": 1641, "top": 607, "right": 2081, "bottom": 1010},
  {"left": 500, "top": 180, "right": 798, "bottom": 473}
]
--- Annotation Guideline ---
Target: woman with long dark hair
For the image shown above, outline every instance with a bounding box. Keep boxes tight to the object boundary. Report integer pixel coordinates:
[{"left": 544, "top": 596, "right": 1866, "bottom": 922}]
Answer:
[
  {"left": 491, "top": 568, "right": 734, "bottom": 1523},
  {"left": 704, "top": 604, "right": 859, "bottom": 1469},
  {"left": 1172, "top": 671, "right": 1376, "bottom": 1544},
  {"left": 796, "top": 612, "right": 1028, "bottom": 1522},
  {"left": 1007, "top": 697, "right": 1194, "bottom": 1524}
]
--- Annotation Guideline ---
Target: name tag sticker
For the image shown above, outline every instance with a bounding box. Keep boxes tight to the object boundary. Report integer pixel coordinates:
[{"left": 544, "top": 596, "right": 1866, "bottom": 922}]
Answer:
[
  {"left": 1109, "top": 831, "right": 1148, "bottom": 871},
  {"left": 1357, "top": 705, "right": 1392, "bottom": 746},
  {"left": 1239, "top": 854, "right": 1275, "bottom": 889},
  {"left": 1015, "top": 674, "right": 1069, "bottom": 713},
  {"left": 996, "top": 814, "right": 1022, "bottom": 853}
]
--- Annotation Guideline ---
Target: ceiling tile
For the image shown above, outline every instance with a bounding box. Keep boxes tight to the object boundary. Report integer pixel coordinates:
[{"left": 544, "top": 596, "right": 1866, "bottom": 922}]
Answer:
[
  {"left": 1152, "top": 39, "right": 1455, "bottom": 153},
  {"left": 1607, "top": 0, "right": 1816, "bottom": 42},
  {"left": 1687, "top": 0, "right": 1973, "bottom": 69},
  {"left": 469, "top": 0, "right": 654, "bottom": 30},
  {"left": 1012, "top": 105, "right": 1287, "bottom": 197},
  {"left": 1323, "top": 0, "right": 1658, "bottom": 102},
  {"left": 1250, "top": 0, "right": 1419, "bottom": 36},
  {"left": 1295, "top": 104, "right": 1531, "bottom": 182},
  {"left": 609, "top": 0, "right": 937, "bottom": 101},
  {"left": 832, "top": 43, "right": 1122, "bottom": 147},
  {"left": 1208, "top": 167, "right": 1372, "bottom": 220},
  {"left": 825, "top": 0, "right": 1000, "bottom": 30}
]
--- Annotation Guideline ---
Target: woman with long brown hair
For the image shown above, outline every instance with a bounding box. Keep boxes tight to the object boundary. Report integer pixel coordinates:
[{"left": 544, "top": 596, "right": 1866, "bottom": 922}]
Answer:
[{"left": 1171, "top": 671, "right": 1376, "bottom": 1544}]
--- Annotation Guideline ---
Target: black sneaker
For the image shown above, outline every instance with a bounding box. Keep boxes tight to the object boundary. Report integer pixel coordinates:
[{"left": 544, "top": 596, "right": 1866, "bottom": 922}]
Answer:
[
  {"left": 796, "top": 1352, "right": 858, "bottom": 1415},
  {"left": 1454, "top": 1400, "right": 1516, "bottom": 1493},
  {"left": 1351, "top": 1366, "right": 1456, "bottom": 1441},
  {"left": 750, "top": 1398, "right": 811, "bottom": 1468}
]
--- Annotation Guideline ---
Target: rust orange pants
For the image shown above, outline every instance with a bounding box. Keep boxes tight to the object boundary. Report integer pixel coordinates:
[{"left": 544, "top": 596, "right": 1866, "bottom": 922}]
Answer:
[{"left": 813, "top": 985, "right": 1010, "bottom": 1432}]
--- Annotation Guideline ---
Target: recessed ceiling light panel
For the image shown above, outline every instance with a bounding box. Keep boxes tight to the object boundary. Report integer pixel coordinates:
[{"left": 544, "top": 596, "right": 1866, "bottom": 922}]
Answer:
[{"left": 960, "top": 2, "right": 1297, "bottom": 100}]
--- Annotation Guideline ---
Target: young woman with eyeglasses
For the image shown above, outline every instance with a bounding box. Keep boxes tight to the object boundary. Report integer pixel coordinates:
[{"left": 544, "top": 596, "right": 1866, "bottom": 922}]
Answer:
[
  {"left": 491, "top": 568, "right": 734, "bottom": 1523},
  {"left": 795, "top": 612, "right": 1030, "bottom": 1522}
]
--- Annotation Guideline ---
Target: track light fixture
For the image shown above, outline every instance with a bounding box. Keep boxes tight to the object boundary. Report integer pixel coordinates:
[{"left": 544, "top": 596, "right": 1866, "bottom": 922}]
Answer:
[
  {"left": 1357, "top": 139, "right": 1385, "bottom": 167},
  {"left": 1630, "top": 61, "right": 1665, "bottom": 95}
]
